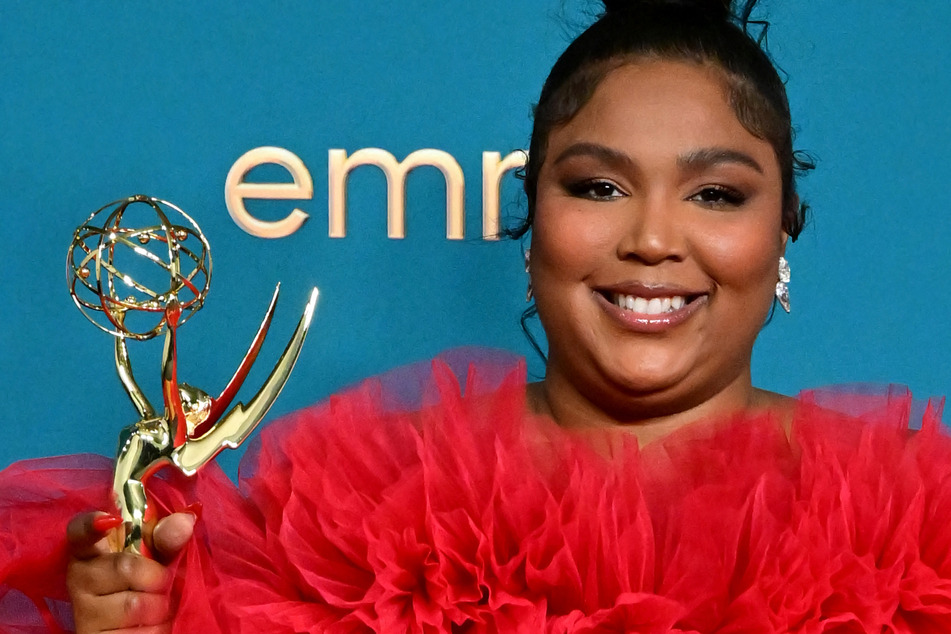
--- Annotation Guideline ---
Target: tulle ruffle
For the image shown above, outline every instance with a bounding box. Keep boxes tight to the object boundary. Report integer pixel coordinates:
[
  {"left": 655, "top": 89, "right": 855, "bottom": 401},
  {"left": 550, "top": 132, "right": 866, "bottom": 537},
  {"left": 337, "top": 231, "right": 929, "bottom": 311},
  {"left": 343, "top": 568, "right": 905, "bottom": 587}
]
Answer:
[{"left": 2, "top": 351, "right": 950, "bottom": 632}]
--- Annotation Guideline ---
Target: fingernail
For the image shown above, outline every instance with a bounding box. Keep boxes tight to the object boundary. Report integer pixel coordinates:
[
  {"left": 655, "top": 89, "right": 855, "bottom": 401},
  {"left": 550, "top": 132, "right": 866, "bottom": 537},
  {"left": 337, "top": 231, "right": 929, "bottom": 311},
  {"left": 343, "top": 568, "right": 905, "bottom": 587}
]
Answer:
[
  {"left": 92, "top": 514, "right": 123, "bottom": 533},
  {"left": 183, "top": 502, "right": 203, "bottom": 522}
]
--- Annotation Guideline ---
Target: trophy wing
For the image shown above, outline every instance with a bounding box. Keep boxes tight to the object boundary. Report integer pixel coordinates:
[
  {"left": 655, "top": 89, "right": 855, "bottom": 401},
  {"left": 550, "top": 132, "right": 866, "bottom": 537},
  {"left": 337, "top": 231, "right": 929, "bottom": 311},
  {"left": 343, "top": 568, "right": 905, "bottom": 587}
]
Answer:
[
  {"left": 201, "top": 284, "right": 280, "bottom": 431},
  {"left": 170, "top": 287, "right": 318, "bottom": 476}
]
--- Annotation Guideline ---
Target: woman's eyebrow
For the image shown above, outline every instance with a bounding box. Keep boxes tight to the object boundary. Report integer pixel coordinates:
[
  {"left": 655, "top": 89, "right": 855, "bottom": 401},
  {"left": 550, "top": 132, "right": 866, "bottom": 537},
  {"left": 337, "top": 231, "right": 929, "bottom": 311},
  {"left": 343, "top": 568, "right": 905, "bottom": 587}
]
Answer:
[
  {"left": 678, "top": 147, "right": 764, "bottom": 174},
  {"left": 552, "top": 142, "right": 634, "bottom": 170}
]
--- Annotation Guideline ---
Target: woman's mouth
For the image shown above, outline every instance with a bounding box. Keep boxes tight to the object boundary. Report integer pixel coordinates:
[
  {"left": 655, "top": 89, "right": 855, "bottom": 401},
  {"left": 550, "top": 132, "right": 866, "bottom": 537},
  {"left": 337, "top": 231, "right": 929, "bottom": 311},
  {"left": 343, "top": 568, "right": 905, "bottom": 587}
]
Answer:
[
  {"left": 609, "top": 293, "right": 687, "bottom": 314},
  {"left": 595, "top": 289, "right": 707, "bottom": 332}
]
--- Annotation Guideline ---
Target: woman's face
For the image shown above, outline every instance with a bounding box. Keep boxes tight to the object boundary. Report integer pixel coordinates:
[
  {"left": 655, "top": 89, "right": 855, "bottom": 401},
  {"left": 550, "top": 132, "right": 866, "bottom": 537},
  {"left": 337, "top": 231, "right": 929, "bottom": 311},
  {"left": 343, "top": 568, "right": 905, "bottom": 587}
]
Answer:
[{"left": 531, "top": 59, "right": 786, "bottom": 419}]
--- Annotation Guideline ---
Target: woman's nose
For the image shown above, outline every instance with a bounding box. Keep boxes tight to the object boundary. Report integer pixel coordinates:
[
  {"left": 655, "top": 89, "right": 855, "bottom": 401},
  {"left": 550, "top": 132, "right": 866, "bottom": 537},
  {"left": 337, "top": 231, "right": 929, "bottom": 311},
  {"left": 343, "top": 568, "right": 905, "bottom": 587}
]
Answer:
[{"left": 615, "top": 193, "right": 687, "bottom": 264}]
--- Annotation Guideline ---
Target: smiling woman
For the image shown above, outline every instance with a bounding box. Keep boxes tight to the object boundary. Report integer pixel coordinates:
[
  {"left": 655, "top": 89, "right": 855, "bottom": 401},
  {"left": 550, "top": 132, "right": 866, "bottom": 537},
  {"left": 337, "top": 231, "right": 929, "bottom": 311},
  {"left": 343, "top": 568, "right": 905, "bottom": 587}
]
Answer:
[
  {"left": 529, "top": 61, "right": 789, "bottom": 434},
  {"left": 3, "top": 0, "right": 951, "bottom": 632}
]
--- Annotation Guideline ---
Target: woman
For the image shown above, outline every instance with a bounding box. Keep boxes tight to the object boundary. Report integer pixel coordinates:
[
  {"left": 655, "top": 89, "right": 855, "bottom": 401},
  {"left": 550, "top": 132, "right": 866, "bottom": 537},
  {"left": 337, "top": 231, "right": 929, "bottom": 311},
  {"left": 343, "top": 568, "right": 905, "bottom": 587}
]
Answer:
[{"left": 7, "top": 0, "right": 951, "bottom": 631}]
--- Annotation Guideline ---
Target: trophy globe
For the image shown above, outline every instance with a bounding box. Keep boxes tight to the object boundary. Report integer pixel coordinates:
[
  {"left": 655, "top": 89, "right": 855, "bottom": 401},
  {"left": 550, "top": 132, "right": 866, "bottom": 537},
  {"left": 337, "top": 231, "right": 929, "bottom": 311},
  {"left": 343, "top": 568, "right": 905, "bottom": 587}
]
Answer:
[{"left": 66, "top": 195, "right": 211, "bottom": 340}]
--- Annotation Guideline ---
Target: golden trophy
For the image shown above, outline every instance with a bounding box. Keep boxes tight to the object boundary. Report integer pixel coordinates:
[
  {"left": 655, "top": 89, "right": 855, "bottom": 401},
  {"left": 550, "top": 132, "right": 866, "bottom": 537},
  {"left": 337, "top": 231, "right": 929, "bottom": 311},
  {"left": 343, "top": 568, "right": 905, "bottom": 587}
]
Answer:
[{"left": 66, "top": 195, "right": 318, "bottom": 554}]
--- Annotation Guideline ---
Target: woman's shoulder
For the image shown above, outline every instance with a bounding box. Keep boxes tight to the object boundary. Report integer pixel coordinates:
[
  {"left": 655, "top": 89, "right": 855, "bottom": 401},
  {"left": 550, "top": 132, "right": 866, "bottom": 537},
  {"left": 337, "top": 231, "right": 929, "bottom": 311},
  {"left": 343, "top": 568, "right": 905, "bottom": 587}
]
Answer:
[{"left": 778, "top": 384, "right": 947, "bottom": 459}]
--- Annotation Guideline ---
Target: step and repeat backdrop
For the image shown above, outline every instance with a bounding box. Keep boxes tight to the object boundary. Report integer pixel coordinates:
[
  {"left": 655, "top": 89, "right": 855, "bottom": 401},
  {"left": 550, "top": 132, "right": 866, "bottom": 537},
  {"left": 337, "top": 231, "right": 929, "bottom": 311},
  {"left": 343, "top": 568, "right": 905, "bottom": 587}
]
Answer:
[{"left": 2, "top": 1, "right": 949, "bottom": 469}]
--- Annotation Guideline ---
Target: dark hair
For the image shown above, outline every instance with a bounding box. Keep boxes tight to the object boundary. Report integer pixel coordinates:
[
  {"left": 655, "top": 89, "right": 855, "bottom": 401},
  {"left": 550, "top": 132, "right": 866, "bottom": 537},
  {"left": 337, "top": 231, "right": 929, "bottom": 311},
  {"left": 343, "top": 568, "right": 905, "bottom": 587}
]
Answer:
[{"left": 512, "top": 0, "right": 814, "bottom": 241}]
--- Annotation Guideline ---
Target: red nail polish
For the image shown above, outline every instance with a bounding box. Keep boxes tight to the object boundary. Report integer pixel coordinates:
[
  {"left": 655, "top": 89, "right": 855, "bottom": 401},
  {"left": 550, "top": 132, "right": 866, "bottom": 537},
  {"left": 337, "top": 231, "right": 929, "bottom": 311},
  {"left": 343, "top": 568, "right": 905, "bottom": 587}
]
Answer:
[
  {"left": 91, "top": 514, "right": 123, "bottom": 533},
  {"left": 183, "top": 502, "right": 203, "bottom": 522}
]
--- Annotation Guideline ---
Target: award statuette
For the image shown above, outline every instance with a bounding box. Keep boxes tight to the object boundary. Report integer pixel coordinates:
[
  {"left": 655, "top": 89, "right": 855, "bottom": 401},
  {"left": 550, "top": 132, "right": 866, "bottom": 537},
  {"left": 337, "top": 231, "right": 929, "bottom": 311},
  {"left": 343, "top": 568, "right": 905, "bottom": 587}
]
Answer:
[{"left": 66, "top": 195, "right": 318, "bottom": 554}]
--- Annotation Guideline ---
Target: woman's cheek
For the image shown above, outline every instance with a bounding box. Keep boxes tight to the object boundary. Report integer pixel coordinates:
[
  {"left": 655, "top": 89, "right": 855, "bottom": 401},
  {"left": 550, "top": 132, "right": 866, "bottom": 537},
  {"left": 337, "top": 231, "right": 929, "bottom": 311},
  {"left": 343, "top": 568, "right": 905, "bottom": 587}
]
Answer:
[
  {"left": 535, "top": 207, "right": 619, "bottom": 276},
  {"left": 692, "top": 216, "right": 783, "bottom": 290}
]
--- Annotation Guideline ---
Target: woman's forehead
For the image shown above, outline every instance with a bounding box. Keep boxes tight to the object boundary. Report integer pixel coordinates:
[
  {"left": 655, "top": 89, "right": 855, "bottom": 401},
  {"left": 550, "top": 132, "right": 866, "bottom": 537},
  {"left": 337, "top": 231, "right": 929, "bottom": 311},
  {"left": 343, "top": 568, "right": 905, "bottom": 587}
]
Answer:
[{"left": 548, "top": 60, "right": 777, "bottom": 169}]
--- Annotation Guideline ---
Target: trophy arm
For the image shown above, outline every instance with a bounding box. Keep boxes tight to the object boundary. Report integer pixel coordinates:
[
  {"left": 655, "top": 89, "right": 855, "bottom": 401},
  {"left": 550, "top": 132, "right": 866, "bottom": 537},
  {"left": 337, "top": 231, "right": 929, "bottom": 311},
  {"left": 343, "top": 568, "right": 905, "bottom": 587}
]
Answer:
[
  {"left": 161, "top": 300, "right": 189, "bottom": 447},
  {"left": 205, "top": 284, "right": 281, "bottom": 426},
  {"left": 115, "top": 335, "right": 156, "bottom": 420},
  {"left": 170, "top": 287, "right": 318, "bottom": 476}
]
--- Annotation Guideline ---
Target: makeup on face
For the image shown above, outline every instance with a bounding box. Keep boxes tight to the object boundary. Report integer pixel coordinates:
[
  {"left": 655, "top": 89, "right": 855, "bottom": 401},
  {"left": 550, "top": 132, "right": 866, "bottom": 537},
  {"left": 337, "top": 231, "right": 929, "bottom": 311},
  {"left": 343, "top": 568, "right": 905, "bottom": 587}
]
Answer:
[{"left": 530, "top": 59, "right": 786, "bottom": 413}]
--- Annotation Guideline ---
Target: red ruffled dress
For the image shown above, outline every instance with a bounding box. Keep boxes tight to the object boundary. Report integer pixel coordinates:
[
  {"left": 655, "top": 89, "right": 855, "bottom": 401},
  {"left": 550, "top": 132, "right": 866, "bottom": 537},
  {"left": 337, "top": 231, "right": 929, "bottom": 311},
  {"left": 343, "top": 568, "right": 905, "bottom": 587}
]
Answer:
[{"left": 2, "top": 349, "right": 951, "bottom": 633}]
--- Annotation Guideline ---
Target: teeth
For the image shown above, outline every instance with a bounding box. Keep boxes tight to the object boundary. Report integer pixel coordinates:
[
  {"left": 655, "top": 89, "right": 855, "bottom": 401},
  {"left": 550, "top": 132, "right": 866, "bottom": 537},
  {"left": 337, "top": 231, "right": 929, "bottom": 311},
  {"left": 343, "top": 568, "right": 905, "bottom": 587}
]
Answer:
[{"left": 612, "top": 293, "right": 688, "bottom": 314}]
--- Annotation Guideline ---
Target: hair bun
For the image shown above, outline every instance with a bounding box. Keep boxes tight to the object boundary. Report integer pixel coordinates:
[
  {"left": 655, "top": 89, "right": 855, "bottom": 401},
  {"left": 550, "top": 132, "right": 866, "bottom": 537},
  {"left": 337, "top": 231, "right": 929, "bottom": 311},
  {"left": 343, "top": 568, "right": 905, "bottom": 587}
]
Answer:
[{"left": 601, "top": 0, "right": 735, "bottom": 22}]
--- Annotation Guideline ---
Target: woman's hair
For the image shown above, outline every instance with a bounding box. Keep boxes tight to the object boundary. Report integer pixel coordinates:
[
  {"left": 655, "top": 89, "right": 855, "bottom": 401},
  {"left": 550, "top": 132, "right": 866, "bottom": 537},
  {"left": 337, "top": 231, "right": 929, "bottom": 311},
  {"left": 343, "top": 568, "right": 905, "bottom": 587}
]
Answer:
[{"left": 512, "top": 0, "right": 814, "bottom": 241}]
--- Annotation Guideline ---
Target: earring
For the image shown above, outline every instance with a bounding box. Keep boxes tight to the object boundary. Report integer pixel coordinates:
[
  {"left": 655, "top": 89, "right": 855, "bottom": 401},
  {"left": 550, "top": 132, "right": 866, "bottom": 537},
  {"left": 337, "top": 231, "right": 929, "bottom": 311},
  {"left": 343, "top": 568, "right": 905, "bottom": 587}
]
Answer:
[
  {"left": 776, "top": 256, "right": 791, "bottom": 313},
  {"left": 525, "top": 249, "right": 533, "bottom": 302}
]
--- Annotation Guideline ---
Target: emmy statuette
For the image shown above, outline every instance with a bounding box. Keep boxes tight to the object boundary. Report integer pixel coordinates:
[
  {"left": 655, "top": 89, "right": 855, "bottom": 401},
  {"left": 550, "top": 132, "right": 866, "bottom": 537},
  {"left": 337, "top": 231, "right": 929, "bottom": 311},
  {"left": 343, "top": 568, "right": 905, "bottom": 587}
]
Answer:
[{"left": 66, "top": 195, "right": 318, "bottom": 555}]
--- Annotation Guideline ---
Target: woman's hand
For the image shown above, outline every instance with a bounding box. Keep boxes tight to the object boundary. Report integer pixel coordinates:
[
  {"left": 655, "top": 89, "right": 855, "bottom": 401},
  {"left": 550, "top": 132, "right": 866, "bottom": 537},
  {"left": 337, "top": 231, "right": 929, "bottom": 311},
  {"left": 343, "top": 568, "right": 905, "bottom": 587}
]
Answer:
[{"left": 66, "top": 511, "right": 196, "bottom": 634}]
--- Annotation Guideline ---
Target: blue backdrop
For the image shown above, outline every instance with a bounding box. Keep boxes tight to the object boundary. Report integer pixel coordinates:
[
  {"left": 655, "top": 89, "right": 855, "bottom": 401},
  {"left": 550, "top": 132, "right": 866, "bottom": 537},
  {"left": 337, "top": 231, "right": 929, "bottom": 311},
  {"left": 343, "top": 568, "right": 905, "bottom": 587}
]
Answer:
[{"left": 2, "top": 1, "right": 950, "bottom": 470}]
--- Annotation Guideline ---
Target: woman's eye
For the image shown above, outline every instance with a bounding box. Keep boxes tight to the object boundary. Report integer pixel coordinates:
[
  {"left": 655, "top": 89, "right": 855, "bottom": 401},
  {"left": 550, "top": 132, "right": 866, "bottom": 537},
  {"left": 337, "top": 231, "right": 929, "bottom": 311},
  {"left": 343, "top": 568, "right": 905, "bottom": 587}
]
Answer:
[
  {"left": 566, "top": 180, "right": 625, "bottom": 201},
  {"left": 689, "top": 186, "right": 747, "bottom": 208}
]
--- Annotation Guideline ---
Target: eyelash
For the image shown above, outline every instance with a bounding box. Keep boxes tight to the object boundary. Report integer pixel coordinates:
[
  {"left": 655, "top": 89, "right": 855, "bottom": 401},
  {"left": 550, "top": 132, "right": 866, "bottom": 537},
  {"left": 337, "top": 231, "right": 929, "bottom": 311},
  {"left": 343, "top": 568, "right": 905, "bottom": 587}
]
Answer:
[
  {"left": 565, "top": 179, "right": 749, "bottom": 208},
  {"left": 565, "top": 179, "right": 626, "bottom": 201},
  {"left": 688, "top": 185, "right": 747, "bottom": 208}
]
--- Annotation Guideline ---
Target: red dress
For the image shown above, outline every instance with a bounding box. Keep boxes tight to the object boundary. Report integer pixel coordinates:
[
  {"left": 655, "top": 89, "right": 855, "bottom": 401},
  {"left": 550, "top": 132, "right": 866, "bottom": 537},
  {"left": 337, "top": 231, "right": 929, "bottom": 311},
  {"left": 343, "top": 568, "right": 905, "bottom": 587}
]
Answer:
[{"left": 2, "top": 349, "right": 951, "bottom": 633}]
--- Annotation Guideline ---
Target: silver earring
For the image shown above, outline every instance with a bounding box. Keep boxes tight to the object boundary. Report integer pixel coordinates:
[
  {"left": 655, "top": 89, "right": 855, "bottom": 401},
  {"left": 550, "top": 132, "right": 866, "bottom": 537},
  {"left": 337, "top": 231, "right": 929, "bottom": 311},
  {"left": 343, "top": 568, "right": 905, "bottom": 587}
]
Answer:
[
  {"left": 776, "top": 256, "right": 791, "bottom": 313},
  {"left": 525, "top": 249, "right": 533, "bottom": 302}
]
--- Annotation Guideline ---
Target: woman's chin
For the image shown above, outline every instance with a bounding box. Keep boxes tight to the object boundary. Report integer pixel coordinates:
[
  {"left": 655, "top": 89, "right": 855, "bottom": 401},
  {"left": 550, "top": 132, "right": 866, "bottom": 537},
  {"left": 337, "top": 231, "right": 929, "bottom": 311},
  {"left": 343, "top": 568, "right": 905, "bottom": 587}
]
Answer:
[
  {"left": 596, "top": 348, "right": 696, "bottom": 393},
  {"left": 595, "top": 364, "right": 696, "bottom": 407}
]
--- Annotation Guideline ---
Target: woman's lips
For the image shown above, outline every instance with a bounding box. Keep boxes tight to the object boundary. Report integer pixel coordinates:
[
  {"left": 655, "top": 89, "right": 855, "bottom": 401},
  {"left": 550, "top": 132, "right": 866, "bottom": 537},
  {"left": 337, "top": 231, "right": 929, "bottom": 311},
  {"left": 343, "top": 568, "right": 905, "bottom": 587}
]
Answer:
[{"left": 594, "top": 289, "right": 708, "bottom": 333}]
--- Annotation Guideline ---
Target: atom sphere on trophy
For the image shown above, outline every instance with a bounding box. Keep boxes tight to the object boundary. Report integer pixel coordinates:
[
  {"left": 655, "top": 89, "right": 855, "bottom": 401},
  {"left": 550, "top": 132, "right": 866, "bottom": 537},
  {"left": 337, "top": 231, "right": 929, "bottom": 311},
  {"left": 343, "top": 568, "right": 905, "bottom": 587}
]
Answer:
[{"left": 66, "top": 194, "right": 212, "bottom": 341}]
